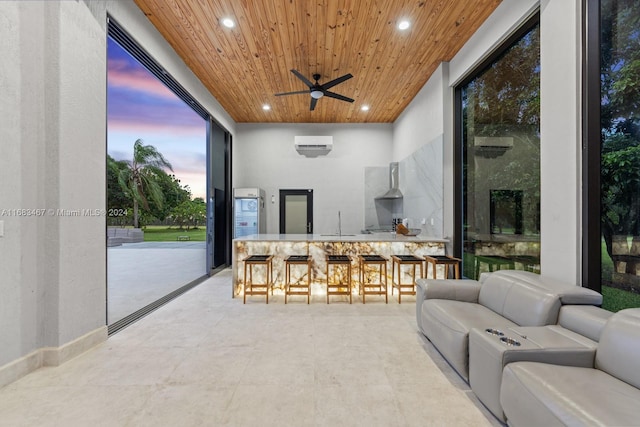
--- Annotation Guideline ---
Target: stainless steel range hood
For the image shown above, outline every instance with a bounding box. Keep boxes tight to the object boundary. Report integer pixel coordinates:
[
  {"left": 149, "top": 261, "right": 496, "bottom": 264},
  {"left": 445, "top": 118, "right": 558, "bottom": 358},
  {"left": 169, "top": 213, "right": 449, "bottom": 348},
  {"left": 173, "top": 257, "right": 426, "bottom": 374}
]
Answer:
[{"left": 375, "top": 162, "right": 403, "bottom": 199}]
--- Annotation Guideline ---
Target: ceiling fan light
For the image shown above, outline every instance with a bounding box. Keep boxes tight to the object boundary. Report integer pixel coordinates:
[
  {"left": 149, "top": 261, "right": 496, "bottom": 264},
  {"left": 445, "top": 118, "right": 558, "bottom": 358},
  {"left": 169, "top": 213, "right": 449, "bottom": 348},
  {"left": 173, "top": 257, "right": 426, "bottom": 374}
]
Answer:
[{"left": 310, "top": 90, "right": 324, "bottom": 99}]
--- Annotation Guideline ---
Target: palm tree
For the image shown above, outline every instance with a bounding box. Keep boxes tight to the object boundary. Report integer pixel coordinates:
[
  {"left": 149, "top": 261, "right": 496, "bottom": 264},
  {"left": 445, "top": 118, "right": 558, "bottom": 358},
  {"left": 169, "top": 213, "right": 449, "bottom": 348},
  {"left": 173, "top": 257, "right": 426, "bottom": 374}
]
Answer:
[{"left": 111, "top": 139, "right": 173, "bottom": 228}]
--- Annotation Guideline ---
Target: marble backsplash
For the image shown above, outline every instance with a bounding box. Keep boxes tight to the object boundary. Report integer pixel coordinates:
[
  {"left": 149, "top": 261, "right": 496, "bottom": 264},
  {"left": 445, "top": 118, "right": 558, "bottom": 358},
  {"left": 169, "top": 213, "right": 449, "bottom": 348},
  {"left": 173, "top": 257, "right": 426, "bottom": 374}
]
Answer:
[
  {"left": 363, "top": 167, "right": 402, "bottom": 230},
  {"left": 364, "top": 135, "right": 443, "bottom": 236}
]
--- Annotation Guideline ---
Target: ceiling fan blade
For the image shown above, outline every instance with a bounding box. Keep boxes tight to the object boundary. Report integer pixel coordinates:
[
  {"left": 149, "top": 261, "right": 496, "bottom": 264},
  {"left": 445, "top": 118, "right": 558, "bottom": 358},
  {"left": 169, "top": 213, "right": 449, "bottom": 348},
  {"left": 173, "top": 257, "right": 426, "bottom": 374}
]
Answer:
[
  {"left": 321, "top": 73, "right": 353, "bottom": 90},
  {"left": 275, "top": 90, "right": 309, "bottom": 96},
  {"left": 310, "top": 97, "right": 318, "bottom": 111},
  {"left": 324, "top": 91, "right": 355, "bottom": 103},
  {"left": 291, "top": 69, "right": 314, "bottom": 88}
]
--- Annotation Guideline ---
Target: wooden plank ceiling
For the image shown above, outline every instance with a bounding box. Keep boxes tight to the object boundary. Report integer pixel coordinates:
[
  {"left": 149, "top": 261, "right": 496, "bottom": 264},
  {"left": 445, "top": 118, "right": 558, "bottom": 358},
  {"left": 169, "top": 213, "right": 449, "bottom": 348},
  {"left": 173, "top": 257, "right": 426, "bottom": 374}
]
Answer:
[{"left": 133, "top": 0, "right": 502, "bottom": 123}]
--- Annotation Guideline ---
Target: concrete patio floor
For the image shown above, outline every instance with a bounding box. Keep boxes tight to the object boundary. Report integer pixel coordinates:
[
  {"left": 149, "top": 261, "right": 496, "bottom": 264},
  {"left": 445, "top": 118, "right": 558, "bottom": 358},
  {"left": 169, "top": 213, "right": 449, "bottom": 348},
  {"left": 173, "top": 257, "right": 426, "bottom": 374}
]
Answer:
[{"left": 107, "top": 241, "right": 207, "bottom": 324}]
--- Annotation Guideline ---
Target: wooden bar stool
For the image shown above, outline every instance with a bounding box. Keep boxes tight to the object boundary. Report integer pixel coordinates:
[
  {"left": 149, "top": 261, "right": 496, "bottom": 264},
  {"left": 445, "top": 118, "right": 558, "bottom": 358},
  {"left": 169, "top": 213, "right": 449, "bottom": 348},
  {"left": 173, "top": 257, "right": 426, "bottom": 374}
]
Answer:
[
  {"left": 243, "top": 255, "right": 274, "bottom": 304},
  {"left": 284, "top": 255, "right": 312, "bottom": 304},
  {"left": 326, "top": 254, "right": 352, "bottom": 304},
  {"left": 390, "top": 255, "right": 423, "bottom": 303},
  {"left": 424, "top": 255, "right": 462, "bottom": 279},
  {"left": 358, "top": 254, "right": 388, "bottom": 304},
  {"left": 510, "top": 255, "right": 540, "bottom": 273}
]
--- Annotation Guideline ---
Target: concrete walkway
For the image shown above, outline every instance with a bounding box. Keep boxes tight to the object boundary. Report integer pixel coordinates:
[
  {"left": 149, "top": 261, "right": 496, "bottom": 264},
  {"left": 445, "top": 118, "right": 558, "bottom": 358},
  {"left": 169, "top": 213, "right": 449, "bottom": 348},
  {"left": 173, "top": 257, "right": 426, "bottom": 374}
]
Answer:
[{"left": 107, "top": 242, "right": 207, "bottom": 323}]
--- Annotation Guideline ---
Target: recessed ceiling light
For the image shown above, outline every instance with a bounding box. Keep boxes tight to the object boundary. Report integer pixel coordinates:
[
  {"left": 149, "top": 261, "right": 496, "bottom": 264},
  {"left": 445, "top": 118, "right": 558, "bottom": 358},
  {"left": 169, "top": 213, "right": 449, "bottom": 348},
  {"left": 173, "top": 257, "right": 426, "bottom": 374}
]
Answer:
[
  {"left": 398, "top": 20, "right": 410, "bottom": 30},
  {"left": 361, "top": 105, "right": 370, "bottom": 111},
  {"left": 262, "top": 104, "right": 271, "bottom": 111},
  {"left": 221, "top": 17, "right": 235, "bottom": 28}
]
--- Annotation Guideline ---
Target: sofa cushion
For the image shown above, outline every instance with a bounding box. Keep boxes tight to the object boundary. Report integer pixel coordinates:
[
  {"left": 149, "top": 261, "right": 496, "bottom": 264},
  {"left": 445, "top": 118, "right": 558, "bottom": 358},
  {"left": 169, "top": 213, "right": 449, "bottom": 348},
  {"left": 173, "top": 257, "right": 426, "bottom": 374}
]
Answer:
[
  {"left": 478, "top": 273, "right": 561, "bottom": 326},
  {"left": 421, "top": 299, "right": 517, "bottom": 380},
  {"left": 595, "top": 308, "right": 640, "bottom": 389},
  {"left": 489, "top": 270, "right": 603, "bottom": 305},
  {"left": 557, "top": 305, "right": 613, "bottom": 342},
  {"left": 501, "top": 362, "right": 640, "bottom": 427}
]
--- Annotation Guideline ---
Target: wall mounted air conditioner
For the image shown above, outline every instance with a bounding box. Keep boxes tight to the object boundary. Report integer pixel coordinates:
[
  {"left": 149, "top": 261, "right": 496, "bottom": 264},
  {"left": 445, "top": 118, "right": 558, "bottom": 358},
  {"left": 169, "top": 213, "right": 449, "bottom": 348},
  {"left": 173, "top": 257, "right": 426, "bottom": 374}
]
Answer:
[
  {"left": 294, "top": 136, "right": 333, "bottom": 157},
  {"left": 473, "top": 136, "right": 514, "bottom": 158}
]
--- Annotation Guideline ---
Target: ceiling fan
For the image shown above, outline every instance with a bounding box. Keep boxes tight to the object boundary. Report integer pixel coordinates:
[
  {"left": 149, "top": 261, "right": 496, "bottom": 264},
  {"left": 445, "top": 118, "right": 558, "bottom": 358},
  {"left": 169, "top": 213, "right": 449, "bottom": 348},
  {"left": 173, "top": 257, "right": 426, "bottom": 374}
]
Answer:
[{"left": 275, "top": 69, "right": 354, "bottom": 111}]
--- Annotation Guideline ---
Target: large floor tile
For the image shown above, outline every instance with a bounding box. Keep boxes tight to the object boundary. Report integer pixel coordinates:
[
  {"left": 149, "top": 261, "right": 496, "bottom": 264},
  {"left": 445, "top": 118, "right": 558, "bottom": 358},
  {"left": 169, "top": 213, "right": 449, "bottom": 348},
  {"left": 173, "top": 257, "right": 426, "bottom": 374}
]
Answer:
[{"left": 0, "top": 269, "right": 497, "bottom": 426}]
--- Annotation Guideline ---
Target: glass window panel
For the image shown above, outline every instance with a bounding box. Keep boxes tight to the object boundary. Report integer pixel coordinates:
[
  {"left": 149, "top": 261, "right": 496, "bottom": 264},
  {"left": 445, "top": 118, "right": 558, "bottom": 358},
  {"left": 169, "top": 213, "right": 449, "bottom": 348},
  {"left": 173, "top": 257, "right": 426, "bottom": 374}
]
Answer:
[
  {"left": 460, "top": 24, "right": 541, "bottom": 279},
  {"left": 285, "top": 195, "right": 308, "bottom": 234},
  {"left": 600, "top": 0, "right": 640, "bottom": 310}
]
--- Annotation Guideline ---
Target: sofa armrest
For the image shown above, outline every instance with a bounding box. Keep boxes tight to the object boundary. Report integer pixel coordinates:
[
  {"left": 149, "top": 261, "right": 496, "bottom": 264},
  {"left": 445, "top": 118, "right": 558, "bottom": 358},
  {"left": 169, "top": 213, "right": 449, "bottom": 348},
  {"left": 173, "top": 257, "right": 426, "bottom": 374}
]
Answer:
[{"left": 415, "top": 278, "right": 481, "bottom": 303}]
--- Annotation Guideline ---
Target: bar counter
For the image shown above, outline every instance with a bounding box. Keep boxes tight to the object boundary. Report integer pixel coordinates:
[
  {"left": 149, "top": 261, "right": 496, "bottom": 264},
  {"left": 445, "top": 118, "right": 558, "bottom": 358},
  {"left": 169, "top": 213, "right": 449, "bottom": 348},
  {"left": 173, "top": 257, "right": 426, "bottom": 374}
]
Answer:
[{"left": 232, "top": 233, "right": 448, "bottom": 297}]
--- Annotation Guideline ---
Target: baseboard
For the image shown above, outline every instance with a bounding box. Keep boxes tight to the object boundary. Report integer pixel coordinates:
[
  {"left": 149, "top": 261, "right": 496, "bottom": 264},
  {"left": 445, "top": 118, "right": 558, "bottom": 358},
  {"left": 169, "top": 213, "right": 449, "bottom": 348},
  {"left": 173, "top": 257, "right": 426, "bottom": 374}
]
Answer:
[
  {"left": 0, "top": 350, "right": 42, "bottom": 389},
  {"left": 41, "top": 327, "right": 108, "bottom": 367},
  {"left": 0, "top": 326, "right": 107, "bottom": 388}
]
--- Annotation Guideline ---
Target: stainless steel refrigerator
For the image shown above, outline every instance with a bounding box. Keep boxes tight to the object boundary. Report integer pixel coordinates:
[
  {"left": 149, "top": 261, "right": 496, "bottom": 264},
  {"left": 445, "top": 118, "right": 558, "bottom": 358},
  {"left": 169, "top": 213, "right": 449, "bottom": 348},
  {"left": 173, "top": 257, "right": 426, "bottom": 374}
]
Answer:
[{"left": 233, "top": 188, "right": 266, "bottom": 237}]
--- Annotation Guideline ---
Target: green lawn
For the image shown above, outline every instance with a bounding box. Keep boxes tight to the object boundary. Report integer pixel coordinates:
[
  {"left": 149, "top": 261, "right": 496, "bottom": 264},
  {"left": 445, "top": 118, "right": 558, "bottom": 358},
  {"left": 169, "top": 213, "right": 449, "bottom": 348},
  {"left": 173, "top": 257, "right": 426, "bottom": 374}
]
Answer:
[
  {"left": 141, "top": 225, "right": 206, "bottom": 242},
  {"left": 602, "top": 285, "right": 640, "bottom": 312},
  {"left": 600, "top": 238, "right": 640, "bottom": 311}
]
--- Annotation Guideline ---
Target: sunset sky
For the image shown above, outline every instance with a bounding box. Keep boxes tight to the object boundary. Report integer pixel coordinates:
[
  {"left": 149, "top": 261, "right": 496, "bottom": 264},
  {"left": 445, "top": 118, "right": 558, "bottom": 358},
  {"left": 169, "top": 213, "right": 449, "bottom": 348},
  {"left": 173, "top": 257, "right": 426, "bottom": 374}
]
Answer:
[{"left": 107, "top": 37, "right": 207, "bottom": 199}]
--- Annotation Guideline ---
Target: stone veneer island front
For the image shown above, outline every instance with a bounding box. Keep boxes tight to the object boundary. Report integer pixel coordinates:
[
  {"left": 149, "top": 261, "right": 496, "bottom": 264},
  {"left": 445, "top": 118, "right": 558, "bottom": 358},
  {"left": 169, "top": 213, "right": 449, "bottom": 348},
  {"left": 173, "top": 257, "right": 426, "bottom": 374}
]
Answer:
[{"left": 232, "top": 233, "right": 448, "bottom": 298}]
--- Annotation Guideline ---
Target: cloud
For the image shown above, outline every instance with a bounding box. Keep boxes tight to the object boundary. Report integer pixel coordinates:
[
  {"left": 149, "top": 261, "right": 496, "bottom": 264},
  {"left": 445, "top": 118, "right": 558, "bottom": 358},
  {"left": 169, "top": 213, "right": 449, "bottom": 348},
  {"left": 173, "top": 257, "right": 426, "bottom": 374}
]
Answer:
[
  {"left": 107, "top": 39, "right": 205, "bottom": 132},
  {"left": 108, "top": 118, "right": 205, "bottom": 137},
  {"left": 108, "top": 59, "right": 176, "bottom": 100},
  {"left": 107, "top": 82, "right": 205, "bottom": 130},
  {"left": 107, "top": 38, "right": 176, "bottom": 102}
]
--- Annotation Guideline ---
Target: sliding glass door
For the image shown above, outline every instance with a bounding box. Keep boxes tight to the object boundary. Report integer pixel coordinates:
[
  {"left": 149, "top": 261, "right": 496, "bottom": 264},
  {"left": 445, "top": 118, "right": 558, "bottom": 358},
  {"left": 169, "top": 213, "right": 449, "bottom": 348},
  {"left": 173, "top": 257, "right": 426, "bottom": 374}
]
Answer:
[{"left": 106, "top": 18, "right": 232, "bottom": 332}]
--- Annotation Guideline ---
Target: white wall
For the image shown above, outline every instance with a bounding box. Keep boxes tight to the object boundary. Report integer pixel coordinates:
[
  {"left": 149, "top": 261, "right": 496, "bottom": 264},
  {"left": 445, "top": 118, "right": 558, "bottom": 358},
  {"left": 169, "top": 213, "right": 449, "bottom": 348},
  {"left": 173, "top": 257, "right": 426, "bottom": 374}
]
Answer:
[
  {"left": 539, "top": 0, "right": 581, "bottom": 284},
  {"left": 0, "top": 1, "right": 107, "bottom": 370},
  {"left": 235, "top": 124, "right": 393, "bottom": 234},
  {"left": 0, "top": 1, "right": 42, "bottom": 369},
  {"left": 393, "top": 64, "right": 447, "bottom": 160}
]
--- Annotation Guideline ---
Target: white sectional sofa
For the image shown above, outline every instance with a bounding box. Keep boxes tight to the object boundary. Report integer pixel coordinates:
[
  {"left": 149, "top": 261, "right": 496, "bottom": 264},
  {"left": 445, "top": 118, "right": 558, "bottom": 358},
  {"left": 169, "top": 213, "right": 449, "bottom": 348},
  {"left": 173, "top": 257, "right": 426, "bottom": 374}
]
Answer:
[
  {"left": 415, "top": 270, "right": 602, "bottom": 381},
  {"left": 414, "top": 269, "right": 630, "bottom": 425},
  {"left": 500, "top": 308, "right": 640, "bottom": 426}
]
